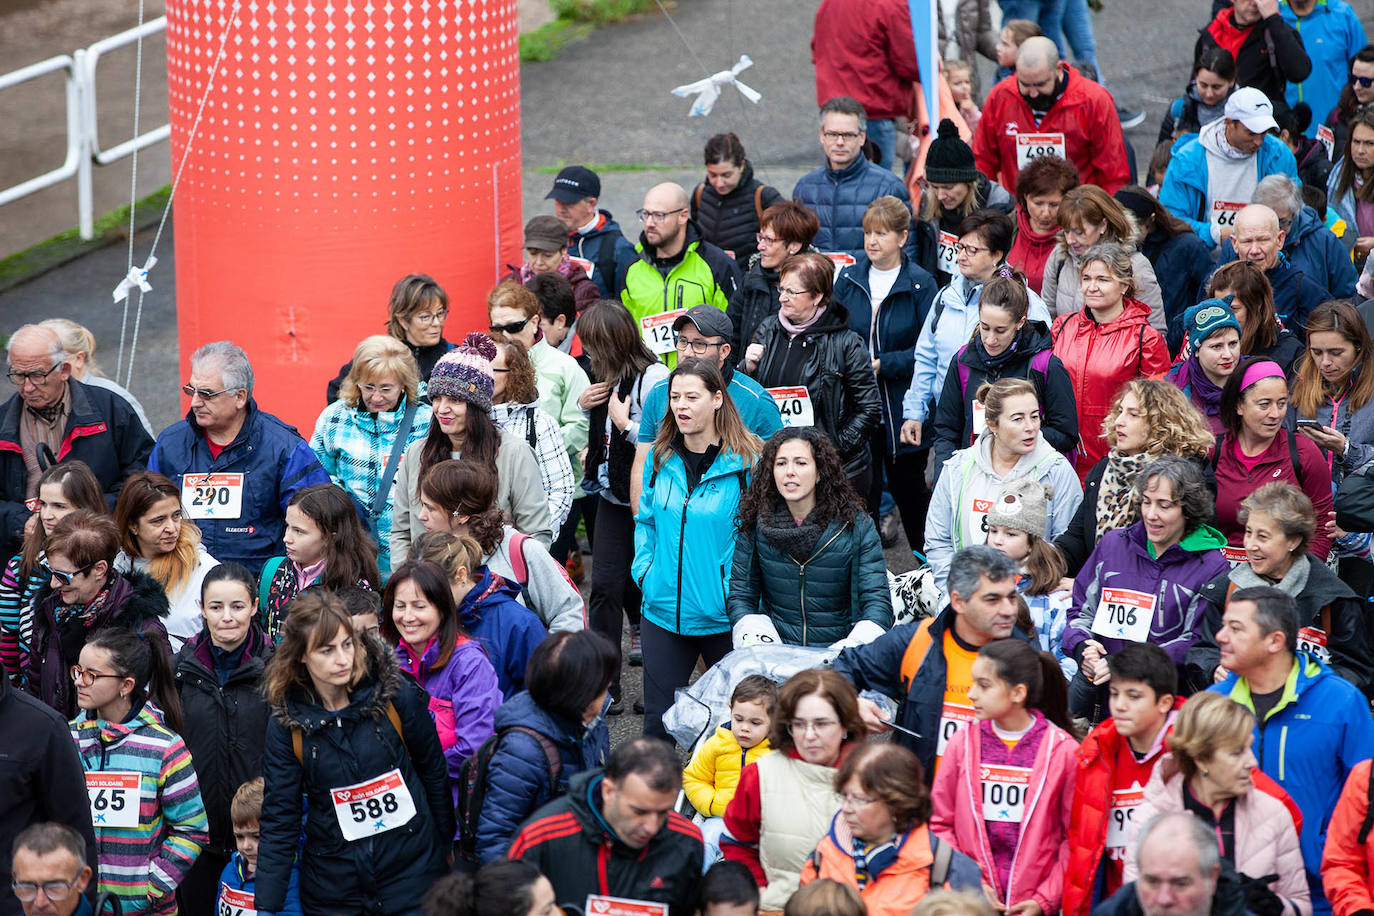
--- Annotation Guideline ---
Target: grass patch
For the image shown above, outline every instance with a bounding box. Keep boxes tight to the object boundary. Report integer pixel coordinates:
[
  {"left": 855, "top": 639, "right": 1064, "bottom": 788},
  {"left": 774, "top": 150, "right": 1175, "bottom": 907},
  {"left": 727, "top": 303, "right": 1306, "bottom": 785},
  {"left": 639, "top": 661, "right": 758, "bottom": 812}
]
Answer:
[
  {"left": 0, "top": 185, "right": 171, "bottom": 291},
  {"left": 520, "top": 0, "right": 664, "bottom": 62},
  {"left": 534, "top": 162, "right": 686, "bottom": 173}
]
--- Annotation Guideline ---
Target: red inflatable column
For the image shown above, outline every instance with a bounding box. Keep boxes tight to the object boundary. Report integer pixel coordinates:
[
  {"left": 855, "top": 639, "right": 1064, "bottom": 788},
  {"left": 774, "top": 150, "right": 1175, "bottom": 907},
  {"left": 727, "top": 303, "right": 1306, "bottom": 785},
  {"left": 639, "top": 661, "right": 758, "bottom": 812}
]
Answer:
[{"left": 165, "top": 0, "right": 522, "bottom": 431}]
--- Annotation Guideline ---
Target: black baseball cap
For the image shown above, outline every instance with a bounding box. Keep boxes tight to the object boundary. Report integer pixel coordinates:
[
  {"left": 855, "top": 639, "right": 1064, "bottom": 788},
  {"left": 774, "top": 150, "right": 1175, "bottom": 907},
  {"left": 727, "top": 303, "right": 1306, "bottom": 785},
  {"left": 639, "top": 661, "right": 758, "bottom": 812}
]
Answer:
[
  {"left": 672, "top": 305, "right": 734, "bottom": 341},
  {"left": 545, "top": 165, "right": 601, "bottom": 204}
]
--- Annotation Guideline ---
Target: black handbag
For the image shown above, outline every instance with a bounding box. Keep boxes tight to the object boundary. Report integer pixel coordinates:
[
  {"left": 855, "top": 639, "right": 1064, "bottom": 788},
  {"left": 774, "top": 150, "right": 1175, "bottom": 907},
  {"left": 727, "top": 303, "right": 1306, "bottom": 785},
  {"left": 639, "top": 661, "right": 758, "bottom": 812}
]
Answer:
[{"left": 1335, "top": 467, "right": 1374, "bottom": 532}]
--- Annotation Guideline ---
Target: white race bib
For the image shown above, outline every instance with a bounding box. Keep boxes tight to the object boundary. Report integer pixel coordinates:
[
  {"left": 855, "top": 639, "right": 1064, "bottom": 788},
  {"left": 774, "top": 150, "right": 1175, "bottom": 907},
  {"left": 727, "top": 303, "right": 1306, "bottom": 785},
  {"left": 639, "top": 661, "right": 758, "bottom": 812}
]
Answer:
[
  {"left": 639, "top": 310, "right": 686, "bottom": 355},
  {"left": 330, "top": 768, "right": 417, "bottom": 842},
  {"left": 971, "top": 400, "right": 988, "bottom": 444},
  {"left": 182, "top": 473, "right": 244, "bottom": 520},
  {"left": 1221, "top": 545, "right": 1249, "bottom": 567},
  {"left": 86, "top": 771, "right": 141, "bottom": 829},
  {"left": 965, "top": 496, "right": 995, "bottom": 545},
  {"left": 936, "top": 231, "right": 959, "bottom": 275},
  {"left": 981, "top": 764, "right": 1032, "bottom": 823},
  {"left": 767, "top": 387, "right": 814, "bottom": 428},
  {"left": 569, "top": 256, "right": 596, "bottom": 280},
  {"left": 823, "top": 252, "right": 857, "bottom": 278},
  {"left": 936, "top": 702, "right": 976, "bottom": 757},
  {"left": 1015, "top": 133, "right": 1066, "bottom": 170},
  {"left": 1106, "top": 784, "right": 1144, "bottom": 855},
  {"left": 1317, "top": 125, "right": 1335, "bottom": 161},
  {"left": 218, "top": 885, "right": 257, "bottom": 916},
  {"left": 1297, "top": 625, "right": 1330, "bottom": 664},
  {"left": 1091, "top": 587, "right": 1157, "bottom": 642},
  {"left": 1211, "top": 201, "right": 1244, "bottom": 232},
  {"left": 585, "top": 896, "right": 670, "bottom": 916}
]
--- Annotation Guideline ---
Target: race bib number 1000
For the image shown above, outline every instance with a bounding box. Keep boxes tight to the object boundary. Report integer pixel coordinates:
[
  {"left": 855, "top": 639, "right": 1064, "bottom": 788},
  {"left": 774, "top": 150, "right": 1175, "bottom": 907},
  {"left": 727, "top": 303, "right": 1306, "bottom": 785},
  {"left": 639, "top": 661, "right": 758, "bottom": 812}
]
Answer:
[
  {"left": 182, "top": 473, "right": 244, "bottom": 520},
  {"left": 981, "top": 765, "right": 1032, "bottom": 823}
]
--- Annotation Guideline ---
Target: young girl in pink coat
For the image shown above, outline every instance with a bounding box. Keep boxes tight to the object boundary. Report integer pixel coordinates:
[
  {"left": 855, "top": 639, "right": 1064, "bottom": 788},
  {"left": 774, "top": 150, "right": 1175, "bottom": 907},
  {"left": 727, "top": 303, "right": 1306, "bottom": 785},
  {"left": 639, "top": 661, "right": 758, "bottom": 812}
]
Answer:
[{"left": 930, "top": 638, "right": 1078, "bottom": 916}]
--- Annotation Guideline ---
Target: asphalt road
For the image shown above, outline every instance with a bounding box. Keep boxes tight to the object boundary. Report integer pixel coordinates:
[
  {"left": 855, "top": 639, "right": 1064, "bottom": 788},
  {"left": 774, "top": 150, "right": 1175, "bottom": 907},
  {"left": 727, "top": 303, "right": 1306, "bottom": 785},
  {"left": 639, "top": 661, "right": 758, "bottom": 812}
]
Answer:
[{"left": 4, "top": 0, "right": 1374, "bottom": 745}]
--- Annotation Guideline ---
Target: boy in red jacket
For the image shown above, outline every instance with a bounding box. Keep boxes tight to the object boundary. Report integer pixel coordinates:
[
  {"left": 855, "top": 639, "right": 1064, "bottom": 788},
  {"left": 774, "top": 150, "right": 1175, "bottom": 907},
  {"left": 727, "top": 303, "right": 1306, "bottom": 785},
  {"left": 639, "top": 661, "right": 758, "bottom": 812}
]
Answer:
[{"left": 1063, "top": 643, "right": 1180, "bottom": 916}]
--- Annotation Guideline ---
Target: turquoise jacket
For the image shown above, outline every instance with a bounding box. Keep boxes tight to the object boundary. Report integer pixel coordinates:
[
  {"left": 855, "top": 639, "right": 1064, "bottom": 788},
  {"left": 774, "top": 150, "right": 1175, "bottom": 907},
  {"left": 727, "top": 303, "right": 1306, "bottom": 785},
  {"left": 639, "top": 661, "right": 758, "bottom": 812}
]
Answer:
[
  {"left": 1281, "top": 0, "right": 1367, "bottom": 138},
  {"left": 633, "top": 446, "right": 751, "bottom": 636}
]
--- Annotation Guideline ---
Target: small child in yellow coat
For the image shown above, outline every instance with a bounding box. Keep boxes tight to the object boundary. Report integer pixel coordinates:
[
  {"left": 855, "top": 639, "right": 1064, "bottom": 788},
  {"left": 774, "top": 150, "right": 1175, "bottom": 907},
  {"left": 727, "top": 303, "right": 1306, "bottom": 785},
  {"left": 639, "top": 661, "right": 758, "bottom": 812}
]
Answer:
[{"left": 683, "top": 675, "right": 778, "bottom": 870}]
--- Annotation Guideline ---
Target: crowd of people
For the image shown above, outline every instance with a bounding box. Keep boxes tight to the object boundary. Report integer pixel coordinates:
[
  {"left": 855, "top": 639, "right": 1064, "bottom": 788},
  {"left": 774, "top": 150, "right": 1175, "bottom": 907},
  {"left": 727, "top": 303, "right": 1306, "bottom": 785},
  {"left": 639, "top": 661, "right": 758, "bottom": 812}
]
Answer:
[{"left": 11, "top": 0, "right": 1374, "bottom": 915}]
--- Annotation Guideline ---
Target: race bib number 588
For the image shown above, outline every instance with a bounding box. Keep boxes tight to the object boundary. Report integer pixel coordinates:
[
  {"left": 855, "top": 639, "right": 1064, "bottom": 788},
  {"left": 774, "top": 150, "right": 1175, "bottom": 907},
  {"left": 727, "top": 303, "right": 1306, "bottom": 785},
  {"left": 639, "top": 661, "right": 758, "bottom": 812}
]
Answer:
[{"left": 330, "top": 768, "right": 417, "bottom": 842}]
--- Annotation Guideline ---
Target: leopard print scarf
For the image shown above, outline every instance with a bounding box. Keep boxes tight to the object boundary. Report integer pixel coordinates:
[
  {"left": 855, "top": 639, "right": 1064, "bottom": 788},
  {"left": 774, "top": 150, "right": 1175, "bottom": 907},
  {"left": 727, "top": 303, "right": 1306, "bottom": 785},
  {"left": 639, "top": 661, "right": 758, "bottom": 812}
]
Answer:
[{"left": 1095, "top": 450, "right": 1149, "bottom": 540}]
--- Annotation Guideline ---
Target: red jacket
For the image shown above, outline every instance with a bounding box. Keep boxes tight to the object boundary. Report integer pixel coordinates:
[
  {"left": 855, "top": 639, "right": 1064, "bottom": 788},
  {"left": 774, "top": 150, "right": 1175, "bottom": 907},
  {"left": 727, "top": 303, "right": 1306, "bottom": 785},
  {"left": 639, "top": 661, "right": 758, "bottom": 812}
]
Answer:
[
  {"left": 973, "top": 64, "right": 1130, "bottom": 195},
  {"left": 1051, "top": 299, "right": 1170, "bottom": 482},
  {"left": 811, "top": 0, "right": 920, "bottom": 120},
  {"left": 1323, "top": 759, "right": 1374, "bottom": 916},
  {"left": 1212, "top": 429, "right": 1334, "bottom": 561}
]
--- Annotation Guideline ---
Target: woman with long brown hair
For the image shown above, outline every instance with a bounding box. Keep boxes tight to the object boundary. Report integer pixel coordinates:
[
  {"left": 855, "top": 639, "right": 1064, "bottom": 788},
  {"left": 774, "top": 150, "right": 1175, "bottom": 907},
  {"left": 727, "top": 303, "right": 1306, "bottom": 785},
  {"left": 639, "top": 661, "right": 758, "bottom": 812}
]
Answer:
[
  {"left": 0, "top": 460, "right": 105, "bottom": 679},
  {"left": 256, "top": 591, "right": 452, "bottom": 915},
  {"left": 634, "top": 360, "right": 761, "bottom": 740},
  {"left": 489, "top": 340, "right": 575, "bottom": 531},
  {"left": 577, "top": 299, "right": 669, "bottom": 709},
  {"left": 114, "top": 471, "right": 220, "bottom": 650},
  {"left": 1328, "top": 108, "right": 1374, "bottom": 269},
  {"left": 1206, "top": 261, "right": 1304, "bottom": 372}
]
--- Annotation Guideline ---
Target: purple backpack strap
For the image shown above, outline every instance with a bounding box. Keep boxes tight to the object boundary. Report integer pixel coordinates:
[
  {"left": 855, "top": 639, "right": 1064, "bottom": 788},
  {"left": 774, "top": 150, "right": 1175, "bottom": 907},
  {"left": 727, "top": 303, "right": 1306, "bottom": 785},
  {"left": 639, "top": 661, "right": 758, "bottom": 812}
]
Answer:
[
  {"left": 956, "top": 345, "right": 971, "bottom": 397},
  {"left": 1030, "top": 348, "right": 1052, "bottom": 375}
]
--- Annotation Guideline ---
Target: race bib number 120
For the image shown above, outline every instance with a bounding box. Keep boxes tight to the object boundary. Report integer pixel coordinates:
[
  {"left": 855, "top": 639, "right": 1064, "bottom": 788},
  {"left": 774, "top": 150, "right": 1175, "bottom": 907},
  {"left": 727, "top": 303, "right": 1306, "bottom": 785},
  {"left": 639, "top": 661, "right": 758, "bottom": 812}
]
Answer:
[
  {"left": 640, "top": 310, "right": 686, "bottom": 355},
  {"left": 182, "top": 473, "right": 244, "bottom": 520},
  {"left": 330, "top": 768, "right": 417, "bottom": 842}
]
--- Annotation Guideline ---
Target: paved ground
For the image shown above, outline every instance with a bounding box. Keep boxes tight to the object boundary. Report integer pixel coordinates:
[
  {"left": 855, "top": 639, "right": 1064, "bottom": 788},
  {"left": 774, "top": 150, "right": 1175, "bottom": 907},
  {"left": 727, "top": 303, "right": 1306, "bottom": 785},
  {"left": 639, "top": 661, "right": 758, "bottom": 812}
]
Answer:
[{"left": 4, "top": 0, "right": 1374, "bottom": 744}]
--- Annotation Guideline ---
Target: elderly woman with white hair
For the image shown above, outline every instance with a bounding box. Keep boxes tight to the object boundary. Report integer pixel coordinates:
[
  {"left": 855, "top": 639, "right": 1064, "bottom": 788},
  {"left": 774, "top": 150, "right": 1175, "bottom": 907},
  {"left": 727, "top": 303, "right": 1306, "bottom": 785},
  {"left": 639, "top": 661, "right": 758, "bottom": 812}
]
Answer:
[{"left": 311, "top": 335, "right": 433, "bottom": 577}]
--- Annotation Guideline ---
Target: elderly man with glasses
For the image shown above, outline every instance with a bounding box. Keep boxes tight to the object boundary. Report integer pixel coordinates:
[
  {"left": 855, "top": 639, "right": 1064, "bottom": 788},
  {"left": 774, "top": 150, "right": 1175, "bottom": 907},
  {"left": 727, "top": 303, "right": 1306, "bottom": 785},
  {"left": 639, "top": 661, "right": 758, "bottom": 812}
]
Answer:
[
  {"left": 619, "top": 182, "right": 742, "bottom": 367},
  {"left": 148, "top": 341, "right": 329, "bottom": 574},
  {"left": 0, "top": 325, "right": 152, "bottom": 559}
]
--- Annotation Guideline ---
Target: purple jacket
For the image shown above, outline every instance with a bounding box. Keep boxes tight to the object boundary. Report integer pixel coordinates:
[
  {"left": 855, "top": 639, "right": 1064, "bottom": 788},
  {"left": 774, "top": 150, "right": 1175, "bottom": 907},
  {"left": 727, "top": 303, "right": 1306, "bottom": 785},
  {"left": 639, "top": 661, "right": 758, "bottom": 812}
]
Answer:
[
  {"left": 456, "top": 568, "right": 547, "bottom": 700},
  {"left": 395, "top": 635, "right": 500, "bottom": 797},
  {"left": 1062, "top": 520, "right": 1230, "bottom": 664}
]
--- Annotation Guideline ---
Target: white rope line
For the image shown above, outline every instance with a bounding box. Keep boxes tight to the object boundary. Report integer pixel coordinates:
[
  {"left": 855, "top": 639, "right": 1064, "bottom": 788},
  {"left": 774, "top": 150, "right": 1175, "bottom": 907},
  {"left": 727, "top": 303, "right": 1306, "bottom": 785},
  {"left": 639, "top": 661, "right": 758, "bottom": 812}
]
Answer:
[
  {"left": 116, "top": 0, "right": 148, "bottom": 384},
  {"left": 123, "top": 0, "right": 244, "bottom": 388}
]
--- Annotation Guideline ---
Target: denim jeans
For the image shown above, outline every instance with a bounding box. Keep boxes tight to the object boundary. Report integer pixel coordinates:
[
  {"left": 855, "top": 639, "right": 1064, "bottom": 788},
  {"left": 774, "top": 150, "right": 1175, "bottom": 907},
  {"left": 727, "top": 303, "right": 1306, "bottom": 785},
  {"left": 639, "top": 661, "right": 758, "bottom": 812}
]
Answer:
[
  {"left": 998, "top": 0, "right": 1101, "bottom": 84},
  {"left": 867, "top": 117, "right": 898, "bottom": 172},
  {"left": 1059, "top": 0, "right": 1100, "bottom": 77}
]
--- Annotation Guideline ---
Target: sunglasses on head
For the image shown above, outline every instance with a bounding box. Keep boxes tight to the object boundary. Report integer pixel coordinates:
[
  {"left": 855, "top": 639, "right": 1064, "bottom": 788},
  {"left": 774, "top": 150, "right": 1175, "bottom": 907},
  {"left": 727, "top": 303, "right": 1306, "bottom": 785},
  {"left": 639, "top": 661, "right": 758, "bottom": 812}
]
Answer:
[{"left": 490, "top": 316, "right": 532, "bottom": 335}]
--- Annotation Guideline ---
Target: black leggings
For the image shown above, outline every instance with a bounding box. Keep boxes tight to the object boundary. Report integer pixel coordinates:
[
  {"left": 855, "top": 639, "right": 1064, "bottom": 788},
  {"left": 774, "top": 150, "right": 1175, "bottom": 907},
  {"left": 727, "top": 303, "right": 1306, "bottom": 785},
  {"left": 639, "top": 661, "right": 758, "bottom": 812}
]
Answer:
[
  {"left": 867, "top": 428, "right": 933, "bottom": 554},
  {"left": 640, "top": 619, "right": 733, "bottom": 743},
  {"left": 588, "top": 496, "right": 640, "bottom": 693}
]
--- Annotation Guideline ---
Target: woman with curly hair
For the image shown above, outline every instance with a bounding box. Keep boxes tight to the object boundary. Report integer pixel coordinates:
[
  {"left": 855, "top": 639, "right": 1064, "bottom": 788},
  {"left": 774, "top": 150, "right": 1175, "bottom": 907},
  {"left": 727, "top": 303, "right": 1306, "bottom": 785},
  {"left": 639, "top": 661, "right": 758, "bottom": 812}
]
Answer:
[
  {"left": 1053, "top": 379, "right": 1214, "bottom": 576},
  {"left": 726, "top": 427, "right": 892, "bottom": 649}
]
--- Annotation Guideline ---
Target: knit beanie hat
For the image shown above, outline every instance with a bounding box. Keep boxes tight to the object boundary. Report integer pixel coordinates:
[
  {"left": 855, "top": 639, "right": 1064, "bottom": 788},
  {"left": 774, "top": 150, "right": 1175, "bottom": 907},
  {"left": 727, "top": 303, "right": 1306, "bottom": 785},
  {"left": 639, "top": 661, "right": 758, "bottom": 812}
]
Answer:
[
  {"left": 924, "top": 119, "right": 979, "bottom": 184},
  {"left": 427, "top": 332, "right": 497, "bottom": 411},
  {"left": 1184, "top": 298, "right": 1242, "bottom": 350},
  {"left": 983, "top": 478, "right": 1052, "bottom": 539}
]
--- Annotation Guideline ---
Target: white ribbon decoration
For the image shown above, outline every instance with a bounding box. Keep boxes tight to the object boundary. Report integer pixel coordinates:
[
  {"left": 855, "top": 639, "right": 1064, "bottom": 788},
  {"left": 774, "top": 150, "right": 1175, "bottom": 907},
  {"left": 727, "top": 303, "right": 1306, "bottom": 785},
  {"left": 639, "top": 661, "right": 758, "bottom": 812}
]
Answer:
[
  {"left": 112, "top": 256, "right": 158, "bottom": 303},
  {"left": 671, "top": 55, "right": 762, "bottom": 117}
]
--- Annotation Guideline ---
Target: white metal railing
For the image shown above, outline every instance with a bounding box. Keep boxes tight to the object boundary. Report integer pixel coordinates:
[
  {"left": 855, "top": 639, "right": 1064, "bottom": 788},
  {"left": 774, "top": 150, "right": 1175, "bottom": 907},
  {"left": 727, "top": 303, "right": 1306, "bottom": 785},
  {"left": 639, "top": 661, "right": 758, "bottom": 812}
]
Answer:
[{"left": 0, "top": 17, "right": 167, "bottom": 240}]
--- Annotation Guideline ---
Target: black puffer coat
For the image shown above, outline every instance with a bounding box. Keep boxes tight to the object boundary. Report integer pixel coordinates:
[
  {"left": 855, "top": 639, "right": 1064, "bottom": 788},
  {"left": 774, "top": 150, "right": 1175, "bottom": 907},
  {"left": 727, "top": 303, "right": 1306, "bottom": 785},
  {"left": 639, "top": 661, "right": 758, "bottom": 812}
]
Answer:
[
  {"left": 173, "top": 627, "right": 273, "bottom": 858},
  {"left": 746, "top": 301, "right": 882, "bottom": 478},
  {"left": 690, "top": 160, "right": 784, "bottom": 263},
  {"left": 727, "top": 258, "right": 781, "bottom": 357},
  {"left": 255, "top": 636, "right": 453, "bottom": 915}
]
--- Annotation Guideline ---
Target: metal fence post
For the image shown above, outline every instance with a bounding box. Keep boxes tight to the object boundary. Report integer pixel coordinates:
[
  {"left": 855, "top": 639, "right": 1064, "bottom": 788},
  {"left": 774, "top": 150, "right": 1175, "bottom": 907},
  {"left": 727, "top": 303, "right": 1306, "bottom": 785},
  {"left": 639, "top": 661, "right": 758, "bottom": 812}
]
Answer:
[{"left": 74, "top": 48, "right": 94, "bottom": 240}]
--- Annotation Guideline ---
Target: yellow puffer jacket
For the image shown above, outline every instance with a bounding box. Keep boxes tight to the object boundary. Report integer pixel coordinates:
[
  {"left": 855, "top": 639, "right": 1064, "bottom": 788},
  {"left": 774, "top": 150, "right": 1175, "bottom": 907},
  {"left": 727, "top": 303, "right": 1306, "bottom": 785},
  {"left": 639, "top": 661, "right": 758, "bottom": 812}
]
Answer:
[{"left": 682, "top": 726, "right": 772, "bottom": 817}]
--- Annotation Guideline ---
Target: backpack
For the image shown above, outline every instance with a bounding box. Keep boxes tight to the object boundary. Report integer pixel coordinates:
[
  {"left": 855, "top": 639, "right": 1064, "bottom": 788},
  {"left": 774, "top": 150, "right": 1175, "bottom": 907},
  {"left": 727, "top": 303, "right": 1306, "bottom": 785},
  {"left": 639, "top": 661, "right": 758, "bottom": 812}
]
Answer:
[
  {"left": 805, "top": 831, "right": 980, "bottom": 890},
  {"left": 455, "top": 725, "right": 563, "bottom": 867},
  {"left": 1208, "top": 431, "right": 1305, "bottom": 488},
  {"left": 507, "top": 531, "right": 579, "bottom": 595},
  {"left": 289, "top": 700, "right": 408, "bottom": 766},
  {"left": 694, "top": 183, "right": 766, "bottom": 226}
]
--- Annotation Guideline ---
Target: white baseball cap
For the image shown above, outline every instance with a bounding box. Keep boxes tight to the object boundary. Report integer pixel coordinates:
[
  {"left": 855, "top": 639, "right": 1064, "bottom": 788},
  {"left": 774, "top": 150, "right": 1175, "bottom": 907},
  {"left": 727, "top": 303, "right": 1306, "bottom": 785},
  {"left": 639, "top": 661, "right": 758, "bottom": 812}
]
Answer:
[{"left": 1224, "top": 87, "right": 1278, "bottom": 134}]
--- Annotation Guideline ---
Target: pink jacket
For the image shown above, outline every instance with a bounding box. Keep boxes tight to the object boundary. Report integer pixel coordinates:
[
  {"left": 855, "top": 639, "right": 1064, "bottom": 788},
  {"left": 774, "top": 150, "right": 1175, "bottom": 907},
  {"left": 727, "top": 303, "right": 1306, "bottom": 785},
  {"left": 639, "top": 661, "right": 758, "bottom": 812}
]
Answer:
[
  {"left": 929, "top": 719, "right": 1078, "bottom": 912},
  {"left": 1125, "top": 759, "right": 1311, "bottom": 916}
]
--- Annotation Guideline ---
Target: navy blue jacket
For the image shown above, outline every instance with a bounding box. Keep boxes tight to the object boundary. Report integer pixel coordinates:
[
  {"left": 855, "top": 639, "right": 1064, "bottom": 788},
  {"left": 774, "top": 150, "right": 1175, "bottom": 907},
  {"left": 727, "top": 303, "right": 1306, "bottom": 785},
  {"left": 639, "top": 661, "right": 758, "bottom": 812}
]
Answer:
[
  {"left": 834, "top": 252, "right": 937, "bottom": 457},
  {"left": 1140, "top": 228, "right": 1215, "bottom": 355},
  {"left": 256, "top": 638, "right": 453, "bottom": 915},
  {"left": 473, "top": 690, "right": 609, "bottom": 864},
  {"left": 0, "top": 380, "right": 153, "bottom": 558},
  {"left": 1261, "top": 254, "right": 1332, "bottom": 335},
  {"left": 148, "top": 400, "right": 331, "bottom": 574},
  {"left": 568, "top": 210, "right": 637, "bottom": 298},
  {"left": 793, "top": 156, "right": 913, "bottom": 257},
  {"left": 1218, "top": 206, "right": 1357, "bottom": 301},
  {"left": 832, "top": 608, "right": 1034, "bottom": 782}
]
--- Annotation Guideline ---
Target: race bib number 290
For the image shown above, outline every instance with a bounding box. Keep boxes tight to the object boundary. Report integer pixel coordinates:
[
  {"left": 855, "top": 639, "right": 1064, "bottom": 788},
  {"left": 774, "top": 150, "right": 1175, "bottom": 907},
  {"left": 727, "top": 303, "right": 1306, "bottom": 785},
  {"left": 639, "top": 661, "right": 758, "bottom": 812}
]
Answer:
[{"left": 182, "top": 473, "right": 244, "bottom": 520}]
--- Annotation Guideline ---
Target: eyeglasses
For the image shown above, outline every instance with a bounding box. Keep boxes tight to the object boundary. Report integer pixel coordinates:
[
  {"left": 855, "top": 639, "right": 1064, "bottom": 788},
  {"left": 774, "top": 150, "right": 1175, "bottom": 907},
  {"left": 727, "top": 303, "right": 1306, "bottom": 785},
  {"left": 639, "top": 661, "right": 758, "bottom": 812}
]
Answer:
[
  {"left": 70, "top": 665, "right": 125, "bottom": 687},
  {"left": 675, "top": 338, "right": 725, "bottom": 356},
  {"left": 1352, "top": 75, "right": 1374, "bottom": 88},
  {"left": 43, "top": 562, "right": 95, "bottom": 586},
  {"left": 788, "top": 718, "right": 840, "bottom": 735},
  {"left": 957, "top": 243, "right": 990, "bottom": 256},
  {"left": 839, "top": 793, "right": 878, "bottom": 809},
  {"left": 11, "top": 873, "right": 84, "bottom": 903},
  {"left": 822, "top": 130, "right": 862, "bottom": 141},
  {"left": 6, "top": 364, "right": 63, "bottom": 386},
  {"left": 181, "top": 384, "right": 241, "bottom": 401},
  {"left": 778, "top": 286, "right": 812, "bottom": 300},
  {"left": 635, "top": 208, "right": 686, "bottom": 224},
  {"left": 411, "top": 309, "right": 449, "bottom": 325},
  {"left": 756, "top": 233, "right": 780, "bottom": 246},
  {"left": 490, "top": 316, "right": 533, "bottom": 335},
  {"left": 359, "top": 384, "right": 399, "bottom": 398}
]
